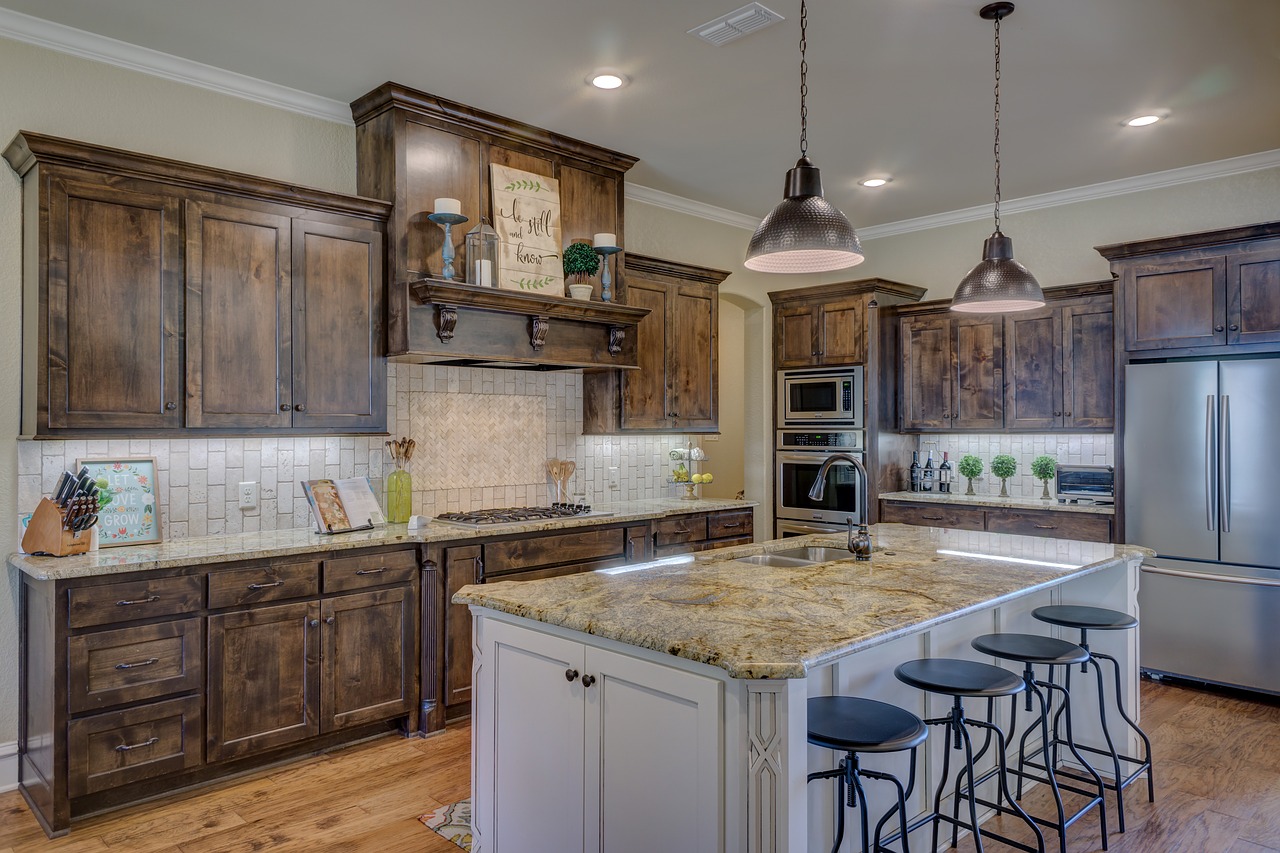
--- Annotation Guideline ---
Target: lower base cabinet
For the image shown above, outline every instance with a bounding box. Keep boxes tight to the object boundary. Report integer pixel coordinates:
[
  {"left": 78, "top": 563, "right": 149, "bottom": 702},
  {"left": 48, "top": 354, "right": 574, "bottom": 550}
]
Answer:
[
  {"left": 880, "top": 500, "right": 1113, "bottom": 542},
  {"left": 474, "top": 616, "right": 722, "bottom": 853}
]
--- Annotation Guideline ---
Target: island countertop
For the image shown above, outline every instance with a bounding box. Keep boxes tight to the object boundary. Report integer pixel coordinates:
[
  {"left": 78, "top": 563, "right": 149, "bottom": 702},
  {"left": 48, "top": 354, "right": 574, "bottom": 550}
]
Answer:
[{"left": 454, "top": 523, "right": 1150, "bottom": 680}]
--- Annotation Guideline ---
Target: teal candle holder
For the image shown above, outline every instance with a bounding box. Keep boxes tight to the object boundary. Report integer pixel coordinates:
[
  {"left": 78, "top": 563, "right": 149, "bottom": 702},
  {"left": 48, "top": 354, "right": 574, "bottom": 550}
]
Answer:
[
  {"left": 595, "top": 244, "right": 622, "bottom": 303},
  {"left": 427, "top": 211, "right": 469, "bottom": 282}
]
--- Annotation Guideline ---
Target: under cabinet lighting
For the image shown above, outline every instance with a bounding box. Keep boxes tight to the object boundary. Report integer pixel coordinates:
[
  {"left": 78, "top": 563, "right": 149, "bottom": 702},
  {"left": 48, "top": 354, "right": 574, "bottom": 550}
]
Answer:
[{"left": 936, "top": 549, "right": 1077, "bottom": 570}]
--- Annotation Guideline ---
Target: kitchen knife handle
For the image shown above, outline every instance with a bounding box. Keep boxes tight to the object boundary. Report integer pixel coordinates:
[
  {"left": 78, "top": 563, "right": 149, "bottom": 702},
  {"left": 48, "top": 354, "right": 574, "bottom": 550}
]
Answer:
[
  {"left": 1220, "top": 395, "right": 1230, "bottom": 534},
  {"left": 1205, "top": 395, "right": 1217, "bottom": 532}
]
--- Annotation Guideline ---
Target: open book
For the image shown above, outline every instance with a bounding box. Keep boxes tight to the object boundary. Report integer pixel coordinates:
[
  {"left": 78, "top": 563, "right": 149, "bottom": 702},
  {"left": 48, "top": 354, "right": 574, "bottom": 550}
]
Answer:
[{"left": 301, "top": 478, "right": 386, "bottom": 534}]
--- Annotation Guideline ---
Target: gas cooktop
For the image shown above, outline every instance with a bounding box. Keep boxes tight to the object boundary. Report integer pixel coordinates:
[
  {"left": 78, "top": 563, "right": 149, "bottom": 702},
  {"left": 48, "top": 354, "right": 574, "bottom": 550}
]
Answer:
[{"left": 432, "top": 505, "right": 614, "bottom": 528}]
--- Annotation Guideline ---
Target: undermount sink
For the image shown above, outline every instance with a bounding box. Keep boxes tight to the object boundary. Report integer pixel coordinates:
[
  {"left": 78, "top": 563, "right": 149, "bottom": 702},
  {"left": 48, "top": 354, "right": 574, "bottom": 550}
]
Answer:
[
  {"left": 774, "top": 546, "right": 857, "bottom": 563},
  {"left": 733, "top": 553, "right": 816, "bottom": 568}
]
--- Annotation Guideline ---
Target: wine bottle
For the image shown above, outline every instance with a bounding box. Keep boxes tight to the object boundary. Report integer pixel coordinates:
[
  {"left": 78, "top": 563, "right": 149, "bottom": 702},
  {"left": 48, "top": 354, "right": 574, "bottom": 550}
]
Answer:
[
  {"left": 940, "top": 451, "right": 953, "bottom": 494},
  {"left": 923, "top": 450, "right": 936, "bottom": 492},
  {"left": 909, "top": 452, "right": 921, "bottom": 492}
]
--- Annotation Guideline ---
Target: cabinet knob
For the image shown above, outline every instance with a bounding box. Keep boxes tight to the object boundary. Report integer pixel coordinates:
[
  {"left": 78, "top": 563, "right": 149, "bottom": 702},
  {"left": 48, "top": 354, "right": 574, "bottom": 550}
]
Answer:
[
  {"left": 565, "top": 668, "right": 580, "bottom": 682},
  {"left": 1229, "top": 324, "right": 1240, "bottom": 331},
  {"left": 1065, "top": 411, "right": 1072, "bottom": 417},
  {"left": 581, "top": 674, "right": 597, "bottom": 688},
  {"left": 164, "top": 402, "right": 176, "bottom": 411},
  {"left": 1215, "top": 325, "right": 1225, "bottom": 332},
  {"left": 295, "top": 403, "right": 307, "bottom": 412},
  {"left": 309, "top": 619, "right": 319, "bottom": 627},
  {"left": 1054, "top": 411, "right": 1062, "bottom": 417},
  {"left": 280, "top": 403, "right": 292, "bottom": 412},
  {"left": 325, "top": 616, "right": 335, "bottom": 625}
]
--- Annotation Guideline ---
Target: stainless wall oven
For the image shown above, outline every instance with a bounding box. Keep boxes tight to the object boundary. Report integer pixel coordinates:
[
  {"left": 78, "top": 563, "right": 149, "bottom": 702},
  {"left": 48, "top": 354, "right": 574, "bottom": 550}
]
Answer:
[
  {"left": 777, "top": 367, "right": 863, "bottom": 427},
  {"left": 775, "top": 430, "right": 865, "bottom": 534}
]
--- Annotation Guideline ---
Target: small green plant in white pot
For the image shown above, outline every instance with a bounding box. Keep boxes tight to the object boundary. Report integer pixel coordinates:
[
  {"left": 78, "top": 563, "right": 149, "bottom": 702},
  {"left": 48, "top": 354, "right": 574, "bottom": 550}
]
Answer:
[
  {"left": 957, "top": 455, "right": 983, "bottom": 496},
  {"left": 1032, "top": 455, "right": 1057, "bottom": 500},
  {"left": 991, "top": 454, "right": 1018, "bottom": 498}
]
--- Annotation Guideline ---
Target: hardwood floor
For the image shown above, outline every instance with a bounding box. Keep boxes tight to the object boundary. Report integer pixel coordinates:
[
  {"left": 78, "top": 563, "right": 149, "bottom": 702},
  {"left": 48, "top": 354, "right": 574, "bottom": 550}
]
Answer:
[{"left": 0, "top": 679, "right": 1276, "bottom": 851}]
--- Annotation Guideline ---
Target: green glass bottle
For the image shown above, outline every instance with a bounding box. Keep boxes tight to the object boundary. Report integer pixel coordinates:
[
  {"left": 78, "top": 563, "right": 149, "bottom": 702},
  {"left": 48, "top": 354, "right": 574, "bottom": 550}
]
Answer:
[{"left": 386, "top": 465, "right": 412, "bottom": 523}]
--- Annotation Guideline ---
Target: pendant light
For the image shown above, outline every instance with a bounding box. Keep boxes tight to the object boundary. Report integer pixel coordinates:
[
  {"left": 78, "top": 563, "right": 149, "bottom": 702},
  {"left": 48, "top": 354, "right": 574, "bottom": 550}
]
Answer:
[
  {"left": 744, "top": 0, "right": 864, "bottom": 274},
  {"left": 951, "top": 2, "right": 1044, "bottom": 313}
]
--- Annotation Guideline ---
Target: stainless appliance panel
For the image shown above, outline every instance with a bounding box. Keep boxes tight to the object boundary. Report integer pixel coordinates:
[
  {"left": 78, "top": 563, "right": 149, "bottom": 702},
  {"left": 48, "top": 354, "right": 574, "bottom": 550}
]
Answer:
[
  {"left": 1218, "top": 359, "right": 1280, "bottom": 568},
  {"left": 1139, "top": 558, "right": 1280, "bottom": 695},
  {"left": 1124, "top": 360, "right": 1220, "bottom": 562},
  {"left": 775, "top": 451, "right": 865, "bottom": 525},
  {"left": 775, "top": 430, "right": 863, "bottom": 453},
  {"left": 777, "top": 367, "right": 863, "bottom": 427}
]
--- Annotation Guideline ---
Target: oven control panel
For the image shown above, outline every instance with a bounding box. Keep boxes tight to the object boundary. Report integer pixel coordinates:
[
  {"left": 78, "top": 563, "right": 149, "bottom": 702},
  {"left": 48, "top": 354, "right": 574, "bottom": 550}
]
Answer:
[{"left": 776, "top": 430, "right": 863, "bottom": 452}]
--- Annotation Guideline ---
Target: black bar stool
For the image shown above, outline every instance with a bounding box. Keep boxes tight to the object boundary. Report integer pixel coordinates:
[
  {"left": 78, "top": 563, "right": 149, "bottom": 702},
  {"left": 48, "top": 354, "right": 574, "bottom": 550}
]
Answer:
[
  {"left": 970, "top": 633, "right": 1109, "bottom": 853},
  {"left": 887, "top": 659, "right": 1045, "bottom": 853},
  {"left": 1032, "top": 605, "right": 1155, "bottom": 832},
  {"left": 807, "top": 696, "right": 927, "bottom": 853}
]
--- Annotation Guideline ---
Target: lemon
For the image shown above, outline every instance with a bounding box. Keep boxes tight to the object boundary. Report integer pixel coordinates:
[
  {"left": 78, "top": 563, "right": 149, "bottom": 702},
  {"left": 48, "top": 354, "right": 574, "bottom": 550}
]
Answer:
[{"left": 703, "top": 473, "right": 714, "bottom": 484}]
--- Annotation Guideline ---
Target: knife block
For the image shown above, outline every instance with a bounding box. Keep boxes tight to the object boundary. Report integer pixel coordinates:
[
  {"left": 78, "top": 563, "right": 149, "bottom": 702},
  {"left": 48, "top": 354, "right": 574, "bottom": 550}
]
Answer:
[{"left": 21, "top": 497, "right": 92, "bottom": 557}]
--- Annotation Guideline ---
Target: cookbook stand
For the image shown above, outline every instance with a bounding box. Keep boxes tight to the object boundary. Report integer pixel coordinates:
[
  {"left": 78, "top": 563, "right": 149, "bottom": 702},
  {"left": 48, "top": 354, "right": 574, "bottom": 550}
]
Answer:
[
  {"left": 317, "top": 517, "right": 376, "bottom": 536},
  {"left": 22, "top": 497, "right": 93, "bottom": 557}
]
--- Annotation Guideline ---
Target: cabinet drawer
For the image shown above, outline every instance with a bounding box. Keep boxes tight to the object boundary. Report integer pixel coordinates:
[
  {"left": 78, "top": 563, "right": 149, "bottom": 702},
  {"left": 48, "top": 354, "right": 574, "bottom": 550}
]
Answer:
[
  {"left": 68, "top": 575, "right": 204, "bottom": 629},
  {"left": 69, "top": 618, "right": 204, "bottom": 713},
  {"left": 500, "top": 558, "right": 626, "bottom": 583},
  {"left": 323, "top": 549, "right": 418, "bottom": 592},
  {"left": 653, "top": 515, "right": 709, "bottom": 547},
  {"left": 68, "top": 695, "right": 203, "bottom": 798},
  {"left": 708, "top": 510, "right": 753, "bottom": 540},
  {"left": 985, "top": 510, "right": 1112, "bottom": 542},
  {"left": 484, "top": 529, "right": 625, "bottom": 577},
  {"left": 879, "top": 502, "right": 986, "bottom": 531},
  {"left": 209, "top": 560, "right": 320, "bottom": 608}
]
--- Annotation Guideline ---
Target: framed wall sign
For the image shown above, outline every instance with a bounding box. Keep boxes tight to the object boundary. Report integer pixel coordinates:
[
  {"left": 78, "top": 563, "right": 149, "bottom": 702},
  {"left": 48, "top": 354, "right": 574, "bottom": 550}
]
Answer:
[
  {"left": 490, "top": 164, "right": 564, "bottom": 296},
  {"left": 75, "top": 457, "right": 162, "bottom": 547}
]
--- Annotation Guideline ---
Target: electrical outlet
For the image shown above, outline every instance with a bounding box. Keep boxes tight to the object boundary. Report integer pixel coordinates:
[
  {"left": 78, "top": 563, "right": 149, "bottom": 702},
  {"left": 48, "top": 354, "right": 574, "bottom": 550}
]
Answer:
[
  {"left": 608, "top": 467, "right": 620, "bottom": 490},
  {"left": 238, "top": 481, "right": 259, "bottom": 510}
]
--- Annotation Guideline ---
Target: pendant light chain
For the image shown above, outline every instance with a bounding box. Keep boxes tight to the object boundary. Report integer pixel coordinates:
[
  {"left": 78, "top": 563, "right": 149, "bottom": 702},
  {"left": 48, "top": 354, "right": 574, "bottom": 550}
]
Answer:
[
  {"left": 992, "top": 11, "right": 1002, "bottom": 232},
  {"left": 799, "top": 0, "right": 808, "bottom": 158}
]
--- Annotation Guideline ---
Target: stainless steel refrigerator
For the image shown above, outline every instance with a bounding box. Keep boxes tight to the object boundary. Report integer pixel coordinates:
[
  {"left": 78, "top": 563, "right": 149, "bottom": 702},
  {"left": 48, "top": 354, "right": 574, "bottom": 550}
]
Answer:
[{"left": 1125, "top": 358, "right": 1280, "bottom": 695}]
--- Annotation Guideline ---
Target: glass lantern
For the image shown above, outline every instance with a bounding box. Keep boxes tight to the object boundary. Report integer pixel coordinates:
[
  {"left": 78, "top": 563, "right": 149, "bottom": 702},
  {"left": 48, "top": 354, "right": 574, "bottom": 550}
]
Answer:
[{"left": 465, "top": 218, "right": 499, "bottom": 287}]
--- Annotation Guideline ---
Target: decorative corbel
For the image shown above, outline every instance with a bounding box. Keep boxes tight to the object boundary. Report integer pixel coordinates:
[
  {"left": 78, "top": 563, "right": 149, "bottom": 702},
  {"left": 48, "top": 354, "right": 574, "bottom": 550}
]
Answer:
[
  {"left": 436, "top": 304, "right": 458, "bottom": 343},
  {"left": 530, "top": 315, "right": 550, "bottom": 350},
  {"left": 608, "top": 325, "right": 625, "bottom": 356}
]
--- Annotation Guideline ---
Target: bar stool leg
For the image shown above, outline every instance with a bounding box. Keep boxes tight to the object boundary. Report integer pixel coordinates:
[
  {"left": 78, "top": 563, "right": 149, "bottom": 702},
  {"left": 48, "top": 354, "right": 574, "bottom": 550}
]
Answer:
[
  {"left": 926, "top": 700, "right": 960, "bottom": 853},
  {"left": 951, "top": 698, "right": 997, "bottom": 849},
  {"left": 1094, "top": 649, "right": 1155, "bottom": 802},
  {"left": 1081, "top": 659, "right": 1126, "bottom": 832},
  {"left": 870, "top": 747, "right": 918, "bottom": 853},
  {"left": 958, "top": 719, "right": 987, "bottom": 853},
  {"left": 807, "top": 762, "right": 847, "bottom": 853},
  {"left": 1040, "top": 675, "right": 1109, "bottom": 851},
  {"left": 966, "top": 712, "right": 1046, "bottom": 853},
  {"left": 849, "top": 754, "right": 872, "bottom": 853}
]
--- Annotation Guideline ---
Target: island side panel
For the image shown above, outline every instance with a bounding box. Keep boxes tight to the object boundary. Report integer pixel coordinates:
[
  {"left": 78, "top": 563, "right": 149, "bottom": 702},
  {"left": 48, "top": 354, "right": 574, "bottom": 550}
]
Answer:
[{"left": 743, "top": 679, "right": 808, "bottom": 853}]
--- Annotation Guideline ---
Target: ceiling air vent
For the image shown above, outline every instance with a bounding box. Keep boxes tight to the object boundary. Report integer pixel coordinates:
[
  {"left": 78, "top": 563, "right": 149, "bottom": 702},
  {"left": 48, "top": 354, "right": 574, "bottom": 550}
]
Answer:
[{"left": 689, "top": 3, "right": 784, "bottom": 46}]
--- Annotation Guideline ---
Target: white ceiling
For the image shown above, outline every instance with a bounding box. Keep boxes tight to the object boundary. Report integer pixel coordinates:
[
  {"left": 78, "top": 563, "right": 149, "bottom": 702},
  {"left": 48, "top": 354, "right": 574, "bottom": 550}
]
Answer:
[{"left": 3, "top": 0, "right": 1278, "bottom": 228}]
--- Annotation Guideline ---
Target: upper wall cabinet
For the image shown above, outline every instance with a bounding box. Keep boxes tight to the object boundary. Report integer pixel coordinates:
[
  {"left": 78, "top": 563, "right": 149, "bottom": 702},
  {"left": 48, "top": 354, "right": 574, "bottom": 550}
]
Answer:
[
  {"left": 351, "top": 84, "right": 642, "bottom": 369},
  {"left": 769, "top": 279, "right": 927, "bottom": 370},
  {"left": 3, "top": 132, "right": 390, "bottom": 437},
  {"left": 1097, "top": 221, "right": 1280, "bottom": 353}
]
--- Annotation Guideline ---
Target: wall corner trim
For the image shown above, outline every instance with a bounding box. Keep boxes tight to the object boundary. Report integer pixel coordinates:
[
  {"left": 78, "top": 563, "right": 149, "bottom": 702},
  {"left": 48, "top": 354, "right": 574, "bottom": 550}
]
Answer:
[{"left": 0, "top": 741, "right": 17, "bottom": 794}]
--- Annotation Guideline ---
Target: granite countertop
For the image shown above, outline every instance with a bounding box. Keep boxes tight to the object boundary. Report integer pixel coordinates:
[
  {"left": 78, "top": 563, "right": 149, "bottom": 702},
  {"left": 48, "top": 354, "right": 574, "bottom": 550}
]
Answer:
[
  {"left": 880, "top": 490, "right": 1115, "bottom": 516},
  {"left": 9, "top": 498, "right": 756, "bottom": 581},
  {"left": 454, "top": 523, "right": 1150, "bottom": 680}
]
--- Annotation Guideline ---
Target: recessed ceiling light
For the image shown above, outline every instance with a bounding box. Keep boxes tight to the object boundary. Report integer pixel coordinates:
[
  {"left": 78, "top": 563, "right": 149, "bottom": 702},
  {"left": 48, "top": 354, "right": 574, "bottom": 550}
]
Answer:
[
  {"left": 1124, "top": 113, "right": 1165, "bottom": 127},
  {"left": 858, "top": 177, "right": 892, "bottom": 188},
  {"left": 589, "top": 72, "right": 627, "bottom": 90}
]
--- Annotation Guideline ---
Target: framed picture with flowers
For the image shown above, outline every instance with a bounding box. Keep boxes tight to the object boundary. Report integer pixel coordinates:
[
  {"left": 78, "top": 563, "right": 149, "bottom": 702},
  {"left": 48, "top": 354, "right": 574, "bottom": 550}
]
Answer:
[{"left": 75, "top": 457, "right": 161, "bottom": 547}]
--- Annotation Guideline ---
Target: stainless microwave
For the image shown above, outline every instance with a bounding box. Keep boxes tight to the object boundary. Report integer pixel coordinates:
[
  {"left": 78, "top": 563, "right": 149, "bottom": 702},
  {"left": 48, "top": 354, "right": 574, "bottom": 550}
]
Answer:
[{"left": 777, "top": 367, "right": 863, "bottom": 427}]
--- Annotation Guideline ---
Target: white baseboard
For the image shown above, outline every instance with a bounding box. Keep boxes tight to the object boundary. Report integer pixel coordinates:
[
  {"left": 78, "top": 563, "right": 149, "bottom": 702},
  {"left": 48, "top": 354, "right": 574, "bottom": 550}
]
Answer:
[{"left": 0, "top": 741, "right": 18, "bottom": 793}]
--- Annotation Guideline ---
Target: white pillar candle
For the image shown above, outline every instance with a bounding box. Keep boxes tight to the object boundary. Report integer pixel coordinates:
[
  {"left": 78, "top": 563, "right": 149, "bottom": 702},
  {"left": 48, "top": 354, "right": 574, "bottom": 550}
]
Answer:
[
  {"left": 475, "top": 259, "right": 493, "bottom": 287},
  {"left": 434, "top": 197, "right": 462, "bottom": 215},
  {"left": 593, "top": 232, "right": 617, "bottom": 248}
]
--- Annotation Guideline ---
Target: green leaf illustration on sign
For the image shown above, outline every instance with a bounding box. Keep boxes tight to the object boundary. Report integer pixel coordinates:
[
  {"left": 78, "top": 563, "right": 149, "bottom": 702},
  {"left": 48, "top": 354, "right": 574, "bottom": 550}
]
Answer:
[{"left": 504, "top": 180, "right": 545, "bottom": 192}]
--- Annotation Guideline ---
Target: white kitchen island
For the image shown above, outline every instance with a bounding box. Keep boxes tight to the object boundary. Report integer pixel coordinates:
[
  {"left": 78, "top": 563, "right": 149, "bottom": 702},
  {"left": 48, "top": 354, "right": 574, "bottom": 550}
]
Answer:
[{"left": 454, "top": 523, "right": 1150, "bottom": 853}]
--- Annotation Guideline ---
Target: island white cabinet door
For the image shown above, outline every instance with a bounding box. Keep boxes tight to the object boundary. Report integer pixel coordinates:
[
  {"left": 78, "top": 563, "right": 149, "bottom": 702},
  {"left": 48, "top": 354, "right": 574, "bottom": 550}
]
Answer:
[{"left": 583, "top": 646, "right": 722, "bottom": 853}]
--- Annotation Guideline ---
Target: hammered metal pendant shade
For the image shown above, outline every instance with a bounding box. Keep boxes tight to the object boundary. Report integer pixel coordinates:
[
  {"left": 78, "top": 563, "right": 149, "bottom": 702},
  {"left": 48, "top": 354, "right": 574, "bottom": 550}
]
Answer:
[
  {"left": 745, "top": 157, "right": 865, "bottom": 274},
  {"left": 951, "top": 231, "right": 1045, "bottom": 313}
]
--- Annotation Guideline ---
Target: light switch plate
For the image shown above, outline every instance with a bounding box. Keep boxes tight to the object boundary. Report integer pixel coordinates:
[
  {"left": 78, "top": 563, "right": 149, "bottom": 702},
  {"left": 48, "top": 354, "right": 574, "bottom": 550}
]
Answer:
[
  {"left": 238, "top": 481, "right": 258, "bottom": 510},
  {"left": 608, "top": 467, "right": 620, "bottom": 490}
]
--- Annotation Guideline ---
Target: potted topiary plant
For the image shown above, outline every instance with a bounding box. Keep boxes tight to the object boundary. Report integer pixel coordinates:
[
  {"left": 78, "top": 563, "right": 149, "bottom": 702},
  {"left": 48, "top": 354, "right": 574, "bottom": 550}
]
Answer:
[
  {"left": 1031, "top": 455, "right": 1057, "bottom": 500},
  {"left": 957, "top": 455, "right": 983, "bottom": 496},
  {"left": 991, "top": 454, "right": 1018, "bottom": 497},
  {"left": 562, "top": 241, "right": 600, "bottom": 299}
]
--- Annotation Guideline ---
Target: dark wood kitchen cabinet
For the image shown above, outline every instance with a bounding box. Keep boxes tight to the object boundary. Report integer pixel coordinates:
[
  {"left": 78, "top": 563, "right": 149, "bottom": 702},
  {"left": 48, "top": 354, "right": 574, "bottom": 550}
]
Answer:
[
  {"left": 880, "top": 499, "right": 1113, "bottom": 542},
  {"left": 770, "top": 279, "right": 928, "bottom": 369},
  {"left": 900, "top": 314, "right": 1003, "bottom": 431},
  {"left": 3, "top": 131, "right": 389, "bottom": 436},
  {"left": 582, "top": 255, "right": 728, "bottom": 433}
]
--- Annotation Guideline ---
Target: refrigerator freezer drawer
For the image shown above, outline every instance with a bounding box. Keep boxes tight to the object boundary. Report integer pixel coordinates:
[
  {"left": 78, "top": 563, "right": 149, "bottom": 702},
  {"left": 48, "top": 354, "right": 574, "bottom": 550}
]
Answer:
[{"left": 1139, "top": 562, "right": 1280, "bottom": 695}]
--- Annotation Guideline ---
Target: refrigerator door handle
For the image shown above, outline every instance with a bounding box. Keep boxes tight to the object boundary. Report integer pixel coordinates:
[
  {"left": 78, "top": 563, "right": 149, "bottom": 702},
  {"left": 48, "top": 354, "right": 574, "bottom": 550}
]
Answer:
[
  {"left": 1141, "top": 564, "right": 1280, "bottom": 589},
  {"left": 1220, "top": 395, "right": 1231, "bottom": 533},
  {"left": 1205, "top": 394, "right": 1217, "bottom": 532}
]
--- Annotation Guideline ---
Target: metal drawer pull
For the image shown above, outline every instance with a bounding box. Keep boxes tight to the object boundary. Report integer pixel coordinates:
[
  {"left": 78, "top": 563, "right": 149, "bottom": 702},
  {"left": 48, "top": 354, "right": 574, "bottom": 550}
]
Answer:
[
  {"left": 1142, "top": 565, "right": 1280, "bottom": 589},
  {"left": 1033, "top": 524, "right": 1058, "bottom": 529},
  {"left": 355, "top": 568, "right": 385, "bottom": 575},
  {"left": 921, "top": 515, "right": 944, "bottom": 521},
  {"left": 247, "top": 580, "right": 284, "bottom": 590},
  {"left": 325, "top": 616, "right": 335, "bottom": 625},
  {"left": 117, "top": 596, "right": 160, "bottom": 607},
  {"left": 114, "top": 657, "right": 159, "bottom": 670},
  {"left": 720, "top": 522, "right": 743, "bottom": 529},
  {"left": 115, "top": 736, "right": 159, "bottom": 752}
]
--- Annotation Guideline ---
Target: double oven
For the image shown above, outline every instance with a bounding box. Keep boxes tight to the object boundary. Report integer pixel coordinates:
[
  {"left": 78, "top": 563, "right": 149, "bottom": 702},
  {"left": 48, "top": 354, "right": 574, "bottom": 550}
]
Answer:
[{"left": 775, "top": 367, "right": 866, "bottom": 538}]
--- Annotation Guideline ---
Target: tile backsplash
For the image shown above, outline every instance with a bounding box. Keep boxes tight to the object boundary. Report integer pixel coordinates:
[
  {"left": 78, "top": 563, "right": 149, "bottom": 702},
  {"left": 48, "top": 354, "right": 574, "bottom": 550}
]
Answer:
[
  {"left": 913, "top": 433, "right": 1114, "bottom": 499},
  {"left": 18, "top": 364, "right": 697, "bottom": 540}
]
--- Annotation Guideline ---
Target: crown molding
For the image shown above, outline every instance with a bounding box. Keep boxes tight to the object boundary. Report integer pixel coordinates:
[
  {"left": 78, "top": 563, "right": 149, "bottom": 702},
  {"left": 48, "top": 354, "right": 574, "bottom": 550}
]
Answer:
[
  {"left": 624, "top": 183, "right": 760, "bottom": 231},
  {"left": 0, "top": 7, "right": 351, "bottom": 125}
]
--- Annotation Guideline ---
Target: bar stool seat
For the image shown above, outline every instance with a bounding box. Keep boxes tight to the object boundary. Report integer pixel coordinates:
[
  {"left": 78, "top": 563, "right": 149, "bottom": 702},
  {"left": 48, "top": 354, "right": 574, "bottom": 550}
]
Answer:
[
  {"left": 809, "top": 696, "right": 928, "bottom": 753},
  {"left": 894, "top": 658, "right": 1025, "bottom": 697},
  {"left": 972, "top": 633, "right": 1090, "bottom": 667},
  {"left": 1032, "top": 604, "right": 1138, "bottom": 631}
]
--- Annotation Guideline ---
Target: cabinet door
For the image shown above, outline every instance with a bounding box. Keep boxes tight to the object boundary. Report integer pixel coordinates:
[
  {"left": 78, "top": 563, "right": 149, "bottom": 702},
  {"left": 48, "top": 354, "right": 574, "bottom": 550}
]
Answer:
[
  {"left": 46, "top": 177, "right": 182, "bottom": 429},
  {"left": 1123, "top": 257, "right": 1226, "bottom": 350},
  {"left": 620, "top": 278, "right": 670, "bottom": 429},
  {"left": 560, "top": 165, "right": 619, "bottom": 300},
  {"left": 1004, "top": 308, "right": 1062, "bottom": 429},
  {"left": 444, "top": 546, "right": 483, "bottom": 713},
  {"left": 291, "top": 220, "right": 386, "bottom": 431},
  {"left": 584, "top": 645, "right": 722, "bottom": 853},
  {"left": 186, "top": 201, "right": 293, "bottom": 428},
  {"left": 1062, "top": 302, "right": 1115, "bottom": 429},
  {"left": 951, "top": 316, "right": 1004, "bottom": 430},
  {"left": 817, "top": 295, "right": 865, "bottom": 366},
  {"left": 322, "top": 587, "right": 414, "bottom": 730},
  {"left": 900, "top": 316, "right": 952, "bottom": 431},
  {"left": 481, "top": 619, "right": 587, "bottom": 853},
  {"left": 625, "top": 525, "right": 652, "bottom": 563},
  {"left": 774, "top": 304, "right": 818, "bottom": 368},
  {"left": 207, "top": 600, "right": 319, "bottom": 761},
  {"left": 1228, "top": 247, "right": 1280, "bottom": 346},
  {"left": 668, "top": 282, "right": 718, "bottom": 430}
]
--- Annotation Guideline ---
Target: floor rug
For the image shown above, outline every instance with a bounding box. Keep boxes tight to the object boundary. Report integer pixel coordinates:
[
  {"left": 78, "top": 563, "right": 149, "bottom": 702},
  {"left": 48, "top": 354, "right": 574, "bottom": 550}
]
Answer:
[{"left": 420, "top": 798, "right": 472, "bottom": 851}]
